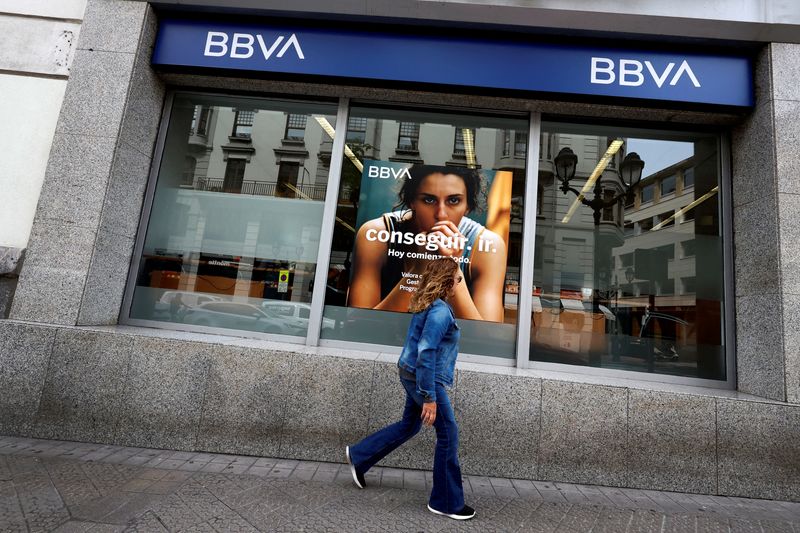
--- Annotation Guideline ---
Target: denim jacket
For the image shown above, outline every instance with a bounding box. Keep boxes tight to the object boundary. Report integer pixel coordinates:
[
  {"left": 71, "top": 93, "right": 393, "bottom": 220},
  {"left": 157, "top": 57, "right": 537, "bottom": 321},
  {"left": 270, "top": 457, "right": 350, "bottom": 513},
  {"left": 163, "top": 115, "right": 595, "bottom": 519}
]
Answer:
[{"left": 397, "top": 299, "right": 460, "bottom": 403}]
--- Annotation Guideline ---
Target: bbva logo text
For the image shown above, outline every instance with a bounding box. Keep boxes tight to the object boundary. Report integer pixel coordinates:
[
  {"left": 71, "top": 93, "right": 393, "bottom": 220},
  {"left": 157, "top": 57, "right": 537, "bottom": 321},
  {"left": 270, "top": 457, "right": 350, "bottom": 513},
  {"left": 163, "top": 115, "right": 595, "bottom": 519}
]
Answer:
[
  {"left": 591, "top": 58, "right": 701, "bottom": 88},
  {"left": 368, "top": 166, "right": 412, "bottom": 180},
  {"left": 204, "top": 32, "right": 305, "bottom": 60}
]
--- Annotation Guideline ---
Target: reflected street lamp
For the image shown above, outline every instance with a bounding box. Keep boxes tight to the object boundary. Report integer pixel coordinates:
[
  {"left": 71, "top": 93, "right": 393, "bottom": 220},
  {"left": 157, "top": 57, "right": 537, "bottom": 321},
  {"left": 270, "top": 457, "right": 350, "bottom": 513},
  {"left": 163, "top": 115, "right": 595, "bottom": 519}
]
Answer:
[{"left": 554, "top": 147, "right": 645, "bottom": 225}]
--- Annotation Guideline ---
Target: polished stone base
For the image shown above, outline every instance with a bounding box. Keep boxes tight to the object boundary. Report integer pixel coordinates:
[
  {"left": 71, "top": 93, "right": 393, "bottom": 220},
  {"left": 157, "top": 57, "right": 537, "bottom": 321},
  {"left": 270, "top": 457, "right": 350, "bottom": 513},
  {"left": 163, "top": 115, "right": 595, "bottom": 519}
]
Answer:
[{"left": 1, "top": 319, "right": 798, "bottom": 502}]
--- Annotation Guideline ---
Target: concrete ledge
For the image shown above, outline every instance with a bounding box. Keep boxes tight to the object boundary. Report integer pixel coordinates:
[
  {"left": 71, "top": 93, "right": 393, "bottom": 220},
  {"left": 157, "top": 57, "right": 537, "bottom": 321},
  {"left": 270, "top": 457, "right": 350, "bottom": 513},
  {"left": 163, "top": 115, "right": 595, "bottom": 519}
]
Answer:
[{"left": 1, "top": 319, "right": 798, "bottom": 501}]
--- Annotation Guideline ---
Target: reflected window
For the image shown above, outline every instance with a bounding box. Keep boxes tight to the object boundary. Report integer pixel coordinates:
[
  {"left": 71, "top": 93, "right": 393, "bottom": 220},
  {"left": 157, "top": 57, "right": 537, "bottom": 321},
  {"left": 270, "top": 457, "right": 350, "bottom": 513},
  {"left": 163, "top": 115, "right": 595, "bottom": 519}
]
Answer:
[
  {"left": 661, "top": 174, "right": 676, "bottom": 197},
  {"left": 285, "top": 114, "right": 307, "bottom": 141},
  {"left": 347, "top": 117, "right": 367, "bottom": 144},
  {"left": 454, "top": 128, "right": 476, "bottom": 156},
  {"left": 641, "top": 182, "right": 654, "bottom": 203},
  {"left": 684, "top": 167, "right": 695, "bottom": 189},
  {"left": 232, "top": 109, "right": 254, "bottom": 139},
  {"left": 398, "top": 122, "right": 420, "bottom": 151},
  {"left": 515, "top": 132, "right": 528, "bottom": 157},
  {"left": 127, "top": 93, "right": 338, "bottom": 338},
  {"left": 531, "top": 122, "right": 726, "bottom": 380},
  {"left": 192, "top": 105, "right": 211, "bottom": 135}
]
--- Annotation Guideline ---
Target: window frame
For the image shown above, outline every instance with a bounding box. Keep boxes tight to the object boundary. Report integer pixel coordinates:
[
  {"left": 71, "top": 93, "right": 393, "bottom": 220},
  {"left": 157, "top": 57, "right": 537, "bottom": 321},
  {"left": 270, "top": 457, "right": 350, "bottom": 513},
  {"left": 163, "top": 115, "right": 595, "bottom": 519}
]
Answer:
[
  {"left": 121, "top": 90, "right": 735, "bottom": 390},
  {"left": 232, "top": 109, "right": 255, "bottom": 138},
  {"left": 397, "top": 121, "right": 420, "bottom": 151}
]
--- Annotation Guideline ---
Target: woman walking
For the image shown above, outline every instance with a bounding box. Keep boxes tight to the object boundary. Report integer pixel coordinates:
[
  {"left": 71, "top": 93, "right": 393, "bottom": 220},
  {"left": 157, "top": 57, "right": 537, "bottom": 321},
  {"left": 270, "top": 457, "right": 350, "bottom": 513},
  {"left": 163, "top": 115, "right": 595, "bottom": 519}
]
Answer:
[{"left": 345, "top": 257, "right": 475, "bottom": 521}]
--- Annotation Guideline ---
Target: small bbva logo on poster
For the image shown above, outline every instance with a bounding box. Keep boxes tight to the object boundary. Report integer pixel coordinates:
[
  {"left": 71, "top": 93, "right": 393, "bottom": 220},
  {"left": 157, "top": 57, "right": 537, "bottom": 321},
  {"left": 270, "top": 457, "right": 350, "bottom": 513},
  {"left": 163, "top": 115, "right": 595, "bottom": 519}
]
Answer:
[
  {"left": 368, "top": 166, "right": 412, "bottom": 180},
  {"left": 204, "top": 32, "right": 305, "bottom": 60},
  {"left": 590, "top": 58, "right": 701, "bottom": 88}
]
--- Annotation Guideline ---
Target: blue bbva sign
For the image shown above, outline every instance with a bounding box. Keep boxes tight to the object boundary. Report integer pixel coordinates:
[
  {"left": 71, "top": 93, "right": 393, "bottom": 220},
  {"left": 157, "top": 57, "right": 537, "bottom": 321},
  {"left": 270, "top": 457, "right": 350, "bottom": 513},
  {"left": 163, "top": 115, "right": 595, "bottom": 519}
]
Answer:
[{"left": 152, "top": 19, "right": 753, "bottom": 107}]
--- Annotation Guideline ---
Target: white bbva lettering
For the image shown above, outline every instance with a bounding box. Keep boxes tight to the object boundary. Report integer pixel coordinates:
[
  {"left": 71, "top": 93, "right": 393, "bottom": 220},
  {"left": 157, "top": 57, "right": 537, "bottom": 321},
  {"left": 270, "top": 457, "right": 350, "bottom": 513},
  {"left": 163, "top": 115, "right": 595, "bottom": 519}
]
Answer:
[
  {"left": 204, "top": 31, "right": 228, "bottom": 57},
  {"left": 203, "top": 31, "right": 306, "bottom": 61},
  {"left": 367, "top": 166, "right": 412, "bottom": 180},
  {"left": 619, "top": 59, "right": 643, "bottom": 86},
  {"left": 591, "top": 57, "right": 701, "bottom": 88},
  {"left": 671, "top": 60, "right": 701, "bottom": 87},
  {"left": 256, "top": 35, "right": 284, "bottom": 60},
  {"left": 230, "top": 33, "right": 254, "bottom": 59},
  {"left": 590, "top": 57, "right": 615, "bottom": 84}
]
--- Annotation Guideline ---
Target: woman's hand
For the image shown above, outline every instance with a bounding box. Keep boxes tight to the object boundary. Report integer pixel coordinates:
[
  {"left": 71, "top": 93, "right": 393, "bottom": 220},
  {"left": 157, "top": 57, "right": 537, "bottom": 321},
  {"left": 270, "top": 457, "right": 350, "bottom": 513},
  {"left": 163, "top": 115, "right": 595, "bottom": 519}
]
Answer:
[
  {"left": 421, "top": 401, "right": 437, "bottom": 426},
  {"left": 428, "top": 220, "right": 465, "bottom": 259}
]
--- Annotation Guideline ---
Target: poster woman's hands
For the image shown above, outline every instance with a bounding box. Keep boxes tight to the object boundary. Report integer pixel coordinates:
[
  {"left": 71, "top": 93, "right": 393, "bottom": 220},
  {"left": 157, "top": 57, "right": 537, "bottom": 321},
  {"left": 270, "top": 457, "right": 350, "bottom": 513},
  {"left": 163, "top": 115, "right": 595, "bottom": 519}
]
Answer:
[{"left": 428, "top": 220, "right": 465, "bottom": 258}]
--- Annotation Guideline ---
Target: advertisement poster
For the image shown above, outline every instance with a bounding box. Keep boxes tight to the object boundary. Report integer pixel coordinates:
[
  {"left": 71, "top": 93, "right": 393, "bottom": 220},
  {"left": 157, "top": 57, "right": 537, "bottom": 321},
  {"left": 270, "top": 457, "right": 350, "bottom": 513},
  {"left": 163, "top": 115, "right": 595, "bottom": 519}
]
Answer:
[{"left": 347, "top": 160, "right": 512, "bottom": 322}]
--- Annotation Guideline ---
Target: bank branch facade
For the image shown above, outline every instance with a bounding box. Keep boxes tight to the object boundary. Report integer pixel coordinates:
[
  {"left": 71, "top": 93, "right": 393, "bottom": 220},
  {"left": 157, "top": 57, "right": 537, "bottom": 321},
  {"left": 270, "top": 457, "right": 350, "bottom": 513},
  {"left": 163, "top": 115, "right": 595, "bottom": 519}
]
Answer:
[{"left": 2, "top": 0, "right": 799, "bottom": 501}]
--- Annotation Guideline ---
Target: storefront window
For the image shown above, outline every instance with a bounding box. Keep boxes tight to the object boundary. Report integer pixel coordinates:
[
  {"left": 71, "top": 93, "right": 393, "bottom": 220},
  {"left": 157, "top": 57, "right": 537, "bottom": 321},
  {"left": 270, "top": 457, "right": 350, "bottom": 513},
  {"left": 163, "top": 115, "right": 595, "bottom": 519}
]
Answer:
[
  {"left": 321, "top": 106, "right": 527, "bottom": 358},
  {"left": 128, "top": 93, "right": 337, "bottom": 337},
  {"left": 531, "top": 122, "right": 725, "bottom": 379}
]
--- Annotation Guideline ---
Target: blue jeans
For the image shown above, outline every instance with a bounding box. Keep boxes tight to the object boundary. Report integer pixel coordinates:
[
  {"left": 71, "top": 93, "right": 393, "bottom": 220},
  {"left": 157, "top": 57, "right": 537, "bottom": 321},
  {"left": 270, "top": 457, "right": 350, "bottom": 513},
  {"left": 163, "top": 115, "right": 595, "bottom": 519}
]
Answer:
[{"left": 348, "top": 375, "right": 465, "bottom": 514}]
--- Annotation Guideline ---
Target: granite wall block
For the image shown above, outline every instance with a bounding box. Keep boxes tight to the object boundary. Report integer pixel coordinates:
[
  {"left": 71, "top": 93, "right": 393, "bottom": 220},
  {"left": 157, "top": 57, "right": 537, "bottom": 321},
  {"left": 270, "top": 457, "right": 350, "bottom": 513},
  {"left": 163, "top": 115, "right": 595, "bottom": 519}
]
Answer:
[
  {"left": 777, "top": 191, "right": 800, "bottom": 296},
  {"left": 197, "top": 346, "right": 292, "bottom": 457},
  {"left": 627, "top": 390, "right": 717, "bottom": 494},
  {"left": 781, "top": 293, "right": 800, "bottom": 404},
  {"left": 10, "top": 266, "right": 89, "bottom": 325},
  {"left": 731, "top": 101, "right": 776, "bottom": 209},
  {"left": 539, "top": 380, "right": 628, "bottom": 487},
  {"left": 117, "top": 8, "right": 166, "bottom": 159},
  {"left": 34, "top": 329, "right": 134, "bottom": 442},
  {"left": 770, "top": 42, "right": 800, "bottom": 102},
  {"left": 32, "top": 132, "right": 118, "bottom": 231},
  {"left": 54, "top": 48, "right": 136, "bottom": 139},
  {"left": 77, "top": 230, "right": 135, "bottom": 326},
  {"left": 455, "top": 370, "right": 540, "bottom": 479},
  {"left": 718, "top": 399, "right": 800, "bottom": 501},
  {"left": 280, "top": 354, "right": 374, "bottom": 463},
  {"left": 733, "top": 183, "right": 781, "bottom": 299},
  {"left": 0, "top": 321, "right": 56, "bottom": 435},
  {"left": 774, "top": 101, "right": 800, "bottom": 196},
  {"left": 114, "top": 336, "right": 212, "bottom": 450},
  {"left": 97, "top": 142, "right": 152, "bottom": 241},
  {"left": 734, "top": 293, "right": 786, "bottom": 401},
  {"left": 77, "top": 0, "right": 147, "bottom": 54}
]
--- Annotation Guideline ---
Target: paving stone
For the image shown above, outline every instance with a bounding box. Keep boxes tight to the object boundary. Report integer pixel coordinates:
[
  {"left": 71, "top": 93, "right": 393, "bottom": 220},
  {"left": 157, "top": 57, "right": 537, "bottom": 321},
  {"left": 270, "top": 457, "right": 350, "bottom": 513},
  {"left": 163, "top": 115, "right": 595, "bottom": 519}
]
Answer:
[
  {"left": 627, "top": 509, "right": 666, "bottom": 533},
  {"left": 1, "top": 435, "right": 800, "bottom": 532}
]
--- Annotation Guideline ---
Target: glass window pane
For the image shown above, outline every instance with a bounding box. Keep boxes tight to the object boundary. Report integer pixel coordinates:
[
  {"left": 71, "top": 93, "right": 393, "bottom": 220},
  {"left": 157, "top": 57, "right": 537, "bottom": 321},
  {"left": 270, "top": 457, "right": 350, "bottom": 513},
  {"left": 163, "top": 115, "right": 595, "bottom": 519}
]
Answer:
[
  {"left": 684, "top": 167, "right": 695, "bottom": 189},
  {"left": 321, "top": 105, "right": 528, "bottom": 359},
  {"left": 661, "top": 174, "right": 676, "bottom": 196},
  {"left": 532, "top": 122, "right": 725, "bottom": 380},
  {"left": 128, "top": 94, "right": 338, "bottom": 337},
  {"left": 641, "top": 183, "right": 654, "bottom": 204}
]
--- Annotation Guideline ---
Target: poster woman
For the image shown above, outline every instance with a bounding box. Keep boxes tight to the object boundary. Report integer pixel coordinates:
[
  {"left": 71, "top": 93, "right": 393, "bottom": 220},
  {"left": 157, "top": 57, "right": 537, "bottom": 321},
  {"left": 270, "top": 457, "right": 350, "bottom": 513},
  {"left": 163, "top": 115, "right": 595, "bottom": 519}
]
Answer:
[{"left": 348, "top": 165, "right": 507, "bottom": 322}]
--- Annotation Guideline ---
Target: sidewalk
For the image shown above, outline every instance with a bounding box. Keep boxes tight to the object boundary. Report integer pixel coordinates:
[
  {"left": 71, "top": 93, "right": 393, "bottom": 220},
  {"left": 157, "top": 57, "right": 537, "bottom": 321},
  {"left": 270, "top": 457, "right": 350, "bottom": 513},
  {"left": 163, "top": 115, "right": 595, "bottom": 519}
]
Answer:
[{"left": 1, "top": 435, "right": 798, "bottom": 532}]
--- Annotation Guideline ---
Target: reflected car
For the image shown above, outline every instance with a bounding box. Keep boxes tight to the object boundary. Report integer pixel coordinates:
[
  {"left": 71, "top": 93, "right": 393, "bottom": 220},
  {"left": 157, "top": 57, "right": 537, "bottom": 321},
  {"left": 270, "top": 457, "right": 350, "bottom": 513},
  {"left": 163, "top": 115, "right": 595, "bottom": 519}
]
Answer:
[
  {"left": 260, "top": 300, "right": 335, "bottom": 334},
  {"left": 152, "top": 290, "right": 223, "bottom": 320},
  {"left": 183, "top": 301, "right": 293, "bottom": 335}
]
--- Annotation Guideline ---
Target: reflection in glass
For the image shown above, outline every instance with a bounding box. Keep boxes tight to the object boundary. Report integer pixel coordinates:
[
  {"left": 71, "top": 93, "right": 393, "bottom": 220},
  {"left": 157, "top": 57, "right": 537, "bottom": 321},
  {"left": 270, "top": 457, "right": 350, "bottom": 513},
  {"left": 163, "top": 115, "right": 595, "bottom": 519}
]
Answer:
[
  {"left": 321, "top": 106, "right": 528, "bottom": 358},
  {"left": 532, "top": 123, "right": 725, "bottom": 380},
  {"left": 128, "top": 94, "right": 338, "bottom": 337}
]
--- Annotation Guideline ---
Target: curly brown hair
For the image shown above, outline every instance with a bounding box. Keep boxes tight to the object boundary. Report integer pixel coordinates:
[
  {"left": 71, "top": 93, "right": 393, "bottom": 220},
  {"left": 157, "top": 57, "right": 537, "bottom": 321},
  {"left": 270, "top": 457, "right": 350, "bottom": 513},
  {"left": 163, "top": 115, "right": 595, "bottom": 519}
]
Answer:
[{"left": 409, "top": 258, "right": 460, "bottom": 313}]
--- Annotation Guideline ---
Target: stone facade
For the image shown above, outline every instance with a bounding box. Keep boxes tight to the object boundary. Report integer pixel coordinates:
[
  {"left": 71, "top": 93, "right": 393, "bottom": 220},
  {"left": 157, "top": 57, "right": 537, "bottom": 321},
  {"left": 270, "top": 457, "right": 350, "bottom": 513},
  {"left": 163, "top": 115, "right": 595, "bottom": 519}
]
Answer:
[
  {"left": 3, "top": 0, "right": 800, "bottom": 502},
  {"left": 1, "top": 320, "right": 798, "bottom": 501}
]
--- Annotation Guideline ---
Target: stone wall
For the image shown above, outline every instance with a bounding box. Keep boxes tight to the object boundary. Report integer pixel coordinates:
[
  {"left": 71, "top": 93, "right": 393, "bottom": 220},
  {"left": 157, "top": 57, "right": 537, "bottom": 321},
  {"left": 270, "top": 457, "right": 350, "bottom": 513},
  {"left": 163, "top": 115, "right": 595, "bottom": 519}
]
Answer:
[{"left": 1, "top": 320, "right": 797, "bottom": 502}]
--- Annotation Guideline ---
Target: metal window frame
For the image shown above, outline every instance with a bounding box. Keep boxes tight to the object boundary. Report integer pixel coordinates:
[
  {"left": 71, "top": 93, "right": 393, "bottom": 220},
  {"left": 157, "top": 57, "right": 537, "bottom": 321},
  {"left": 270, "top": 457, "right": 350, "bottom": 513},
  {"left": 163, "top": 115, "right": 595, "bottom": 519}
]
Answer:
[
  {"left": 306, "top": 98, "right": 350, "bottom": 346},
  {"left": 514, "top": 112, "right": 541, "bottom": 369}
]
